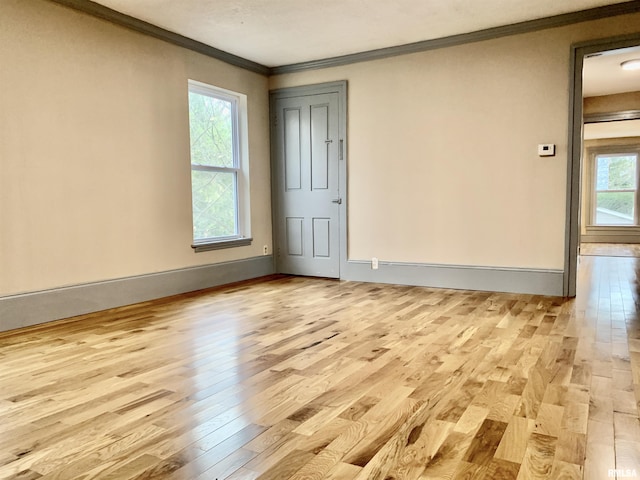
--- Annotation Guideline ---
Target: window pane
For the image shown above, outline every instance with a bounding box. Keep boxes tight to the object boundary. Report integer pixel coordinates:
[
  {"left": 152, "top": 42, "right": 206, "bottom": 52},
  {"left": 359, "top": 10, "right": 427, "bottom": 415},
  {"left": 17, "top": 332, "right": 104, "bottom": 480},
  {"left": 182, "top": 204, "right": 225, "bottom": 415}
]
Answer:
[
  {"left": 596, "top": 155, "right": 636, "bottom": 191},
  {"left": 595, "top": 191, "right": 635, "bottom": 225},
  {"left": 192, "top": 170, "right": 237, "bottom": 239},
  {"left": 188, "top": 92, "right": 235, "bottom": 168}
]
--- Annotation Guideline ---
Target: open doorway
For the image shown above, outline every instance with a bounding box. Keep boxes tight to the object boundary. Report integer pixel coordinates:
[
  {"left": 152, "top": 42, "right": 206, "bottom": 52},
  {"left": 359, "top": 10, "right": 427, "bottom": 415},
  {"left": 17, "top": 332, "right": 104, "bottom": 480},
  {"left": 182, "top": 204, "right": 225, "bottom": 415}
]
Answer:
[
  {"left": 565, "top": 35, "right": 640, "bottom": 296},
  {"left": 581, "top": 47, "right": 640, "bottom": 237}
]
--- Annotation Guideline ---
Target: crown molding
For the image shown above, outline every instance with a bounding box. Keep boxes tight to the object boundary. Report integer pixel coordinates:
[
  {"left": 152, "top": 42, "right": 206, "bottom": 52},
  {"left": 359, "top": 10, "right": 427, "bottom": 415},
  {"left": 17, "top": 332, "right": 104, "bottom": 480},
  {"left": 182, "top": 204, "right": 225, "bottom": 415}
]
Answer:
[
  {"left": 584, "top": 109, "right": 640, "bottom": 123},
  {"left": 271, "top": 2, "right": 640, "bottom": 75},
  {"left": 47, "top": 0, "right": 270, "bottom": 75},
  {"left": 46, "top": 0, "right": 640, "bottom": 76}
]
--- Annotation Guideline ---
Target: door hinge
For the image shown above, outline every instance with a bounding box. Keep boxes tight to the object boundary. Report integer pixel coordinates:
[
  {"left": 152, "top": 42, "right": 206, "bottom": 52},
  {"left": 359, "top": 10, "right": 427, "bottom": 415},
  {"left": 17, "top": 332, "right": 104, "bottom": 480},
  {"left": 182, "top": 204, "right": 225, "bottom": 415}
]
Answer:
[{"left": 339, "top": 139, "right": 344, "bottom": 160}]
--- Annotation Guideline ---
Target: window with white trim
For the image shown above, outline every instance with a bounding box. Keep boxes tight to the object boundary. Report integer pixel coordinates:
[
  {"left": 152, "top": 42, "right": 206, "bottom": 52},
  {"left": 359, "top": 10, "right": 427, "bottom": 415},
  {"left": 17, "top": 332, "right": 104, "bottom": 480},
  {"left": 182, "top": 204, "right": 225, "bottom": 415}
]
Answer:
[
  {"left": 188, "top": 80, "right": 251, "bottom": 251},
  {"left": 590, "top": 147, "right": 640, "bottom": 226}
]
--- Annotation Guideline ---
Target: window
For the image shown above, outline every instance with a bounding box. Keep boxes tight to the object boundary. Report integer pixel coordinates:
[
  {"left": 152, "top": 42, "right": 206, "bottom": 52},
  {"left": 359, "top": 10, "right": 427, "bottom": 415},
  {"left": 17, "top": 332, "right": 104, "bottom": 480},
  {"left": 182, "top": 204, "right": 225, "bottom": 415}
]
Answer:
[
  {"left": 590, "top": 147, "right": 640, "bottom": 226},
  {"left": 188, "top": 80, "right": 251, "bottom": 251}
]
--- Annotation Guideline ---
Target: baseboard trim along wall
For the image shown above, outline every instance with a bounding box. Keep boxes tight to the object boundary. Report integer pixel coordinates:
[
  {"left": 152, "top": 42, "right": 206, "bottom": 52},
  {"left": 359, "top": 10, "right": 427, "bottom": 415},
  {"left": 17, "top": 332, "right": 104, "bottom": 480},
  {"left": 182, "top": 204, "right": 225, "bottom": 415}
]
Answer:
[
  {"left": 1, "top": 256, "right": 564, "bottom": 333},
  {"left": 581, "top": 234, "right": 640, "bottom": 243},
  {"left": 0, "top": 256, "right": 275, "bottom": 333},
  {"left": 581, "top": 226, "right": 640, "bottom": 244},
  {"left": 343, "top": 260, "right": 564, "bottom": 297}
]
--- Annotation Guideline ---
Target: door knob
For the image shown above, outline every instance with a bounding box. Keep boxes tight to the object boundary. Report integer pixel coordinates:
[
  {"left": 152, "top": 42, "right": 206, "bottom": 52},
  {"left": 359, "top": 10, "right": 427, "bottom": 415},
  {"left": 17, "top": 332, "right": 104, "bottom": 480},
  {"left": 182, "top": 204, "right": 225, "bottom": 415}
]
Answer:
[{"left": 332, "top": 198, "right": 342, "bottom": 204}]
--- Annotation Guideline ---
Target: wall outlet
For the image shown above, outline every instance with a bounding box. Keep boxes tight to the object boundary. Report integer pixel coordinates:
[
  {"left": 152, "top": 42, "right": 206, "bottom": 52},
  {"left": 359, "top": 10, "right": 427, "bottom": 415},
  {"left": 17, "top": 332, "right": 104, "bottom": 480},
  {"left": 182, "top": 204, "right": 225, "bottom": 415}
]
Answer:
[
  {"left": 263, "top": 245, "right": 268, "bottom": 255},
  {"left": 372, "top": 257, "right": 379, "bottom": 270}
]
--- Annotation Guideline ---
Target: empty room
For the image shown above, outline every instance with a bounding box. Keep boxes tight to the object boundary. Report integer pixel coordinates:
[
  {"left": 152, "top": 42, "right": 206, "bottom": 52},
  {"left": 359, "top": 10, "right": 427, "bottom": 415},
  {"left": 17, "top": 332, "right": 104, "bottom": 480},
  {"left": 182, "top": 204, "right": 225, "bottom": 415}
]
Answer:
[{"left": 1, "top": 0, "right": 640, "bottom": 479}]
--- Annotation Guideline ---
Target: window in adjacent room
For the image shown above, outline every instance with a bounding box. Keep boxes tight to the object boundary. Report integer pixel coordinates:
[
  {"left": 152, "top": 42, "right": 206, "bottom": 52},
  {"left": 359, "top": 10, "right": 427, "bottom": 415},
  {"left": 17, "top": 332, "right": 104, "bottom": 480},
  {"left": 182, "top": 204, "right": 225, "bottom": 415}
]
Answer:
[
  {"left": 188, "top": 80, "right": 251, "bottom": 251},
  {"left": 591, "top": 148, "right": 640, "bottom": 226}
]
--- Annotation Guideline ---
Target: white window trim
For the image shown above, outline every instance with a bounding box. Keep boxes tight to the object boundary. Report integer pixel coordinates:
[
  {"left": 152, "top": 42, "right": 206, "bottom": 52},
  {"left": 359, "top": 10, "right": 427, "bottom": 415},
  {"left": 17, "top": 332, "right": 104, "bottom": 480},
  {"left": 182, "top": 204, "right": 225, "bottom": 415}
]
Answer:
[
  {"left": 188, "top": 80, "right": 252, "bottom": 251},
  {"left": 586, "top": 143, "right": 640, "bottom": 230}
]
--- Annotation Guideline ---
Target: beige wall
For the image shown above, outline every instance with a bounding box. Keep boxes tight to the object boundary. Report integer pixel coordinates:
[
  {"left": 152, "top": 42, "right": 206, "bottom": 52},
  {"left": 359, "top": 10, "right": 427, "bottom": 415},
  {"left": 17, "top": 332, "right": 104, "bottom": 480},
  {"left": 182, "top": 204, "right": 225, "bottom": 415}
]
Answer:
[
  {"left": 3, "top": 2, "right": 640, "bottom": 298},
  {"left": 584, "top": 91, "right": 640, "bottom": 114},
  {"left": 271, "top": 14, "right": 640, "bottom": 270},
  {"left": 0, "top": 0, "right": 272, "bottom": 296}
]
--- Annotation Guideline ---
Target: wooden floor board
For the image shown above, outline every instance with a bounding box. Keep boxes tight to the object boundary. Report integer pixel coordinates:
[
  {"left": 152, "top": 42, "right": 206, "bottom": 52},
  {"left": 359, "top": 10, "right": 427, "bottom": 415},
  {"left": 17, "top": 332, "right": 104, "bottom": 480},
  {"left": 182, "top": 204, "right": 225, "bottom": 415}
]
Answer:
[{"left": 1, "top": 255, "right": 640, "bottom": 479}]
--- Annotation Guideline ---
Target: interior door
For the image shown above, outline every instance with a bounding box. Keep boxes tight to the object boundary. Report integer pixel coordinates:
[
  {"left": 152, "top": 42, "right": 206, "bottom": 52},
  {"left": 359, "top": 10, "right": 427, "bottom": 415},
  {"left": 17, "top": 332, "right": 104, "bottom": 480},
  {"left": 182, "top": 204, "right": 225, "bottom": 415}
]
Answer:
[{"left": 272, "top": 92, "right": 341, "bottom": 278}]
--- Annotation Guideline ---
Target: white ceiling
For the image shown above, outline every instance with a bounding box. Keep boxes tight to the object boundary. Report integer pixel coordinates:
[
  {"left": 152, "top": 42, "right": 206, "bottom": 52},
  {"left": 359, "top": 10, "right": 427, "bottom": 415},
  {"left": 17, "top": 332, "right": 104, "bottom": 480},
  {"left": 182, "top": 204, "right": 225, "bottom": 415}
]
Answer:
[
  {"left": 91, "top": 0, "right": 634, "bottom": 68},
  {"left": 583, "top": 46, "right": 640, "bottom": 97}
]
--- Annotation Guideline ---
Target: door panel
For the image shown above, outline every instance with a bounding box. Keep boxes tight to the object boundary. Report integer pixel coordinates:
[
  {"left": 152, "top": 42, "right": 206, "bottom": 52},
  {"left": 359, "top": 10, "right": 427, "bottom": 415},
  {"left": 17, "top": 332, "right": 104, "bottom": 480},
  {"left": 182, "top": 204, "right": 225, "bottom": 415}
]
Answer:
[
  {"left": 273, "top": 93, "right": 340, "bottom": 278},
  {"left": 286, "top": 217, "right": 304, "bottom": 256},
  {"left": 311, "top": 104, "right": 330, "bottom": 191},
  {"left": 312, "top": 218, "right": 331, "bottom": 258},
  {"left": 284, "top": 108, "right": 302, "bottom": 191}
]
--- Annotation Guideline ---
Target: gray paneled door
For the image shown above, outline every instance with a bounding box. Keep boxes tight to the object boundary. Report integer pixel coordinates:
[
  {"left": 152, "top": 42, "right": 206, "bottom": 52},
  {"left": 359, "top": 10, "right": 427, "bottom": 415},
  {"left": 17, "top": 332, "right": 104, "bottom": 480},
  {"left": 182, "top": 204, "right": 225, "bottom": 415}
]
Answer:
[{"left": 272, "top": 91, "right": 341, "bottom": 278}]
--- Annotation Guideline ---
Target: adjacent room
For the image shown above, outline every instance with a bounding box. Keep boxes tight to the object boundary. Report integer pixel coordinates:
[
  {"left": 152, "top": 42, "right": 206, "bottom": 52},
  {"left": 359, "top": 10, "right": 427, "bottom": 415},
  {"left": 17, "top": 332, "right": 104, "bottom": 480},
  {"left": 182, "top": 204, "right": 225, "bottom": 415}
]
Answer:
[{"left": 1, "top": 0, "right": 640, "bottom": 478}]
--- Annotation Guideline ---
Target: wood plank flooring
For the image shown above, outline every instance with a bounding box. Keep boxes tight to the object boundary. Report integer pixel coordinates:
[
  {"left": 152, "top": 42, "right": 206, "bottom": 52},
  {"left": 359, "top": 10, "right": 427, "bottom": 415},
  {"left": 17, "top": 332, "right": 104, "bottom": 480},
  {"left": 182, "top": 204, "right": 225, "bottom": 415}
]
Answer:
[
  {"left": 580, "top": 243, "right": 640, "bottom": 257},
  {"left": 1, "top": 255, "right": 639, "bottom": 479}
]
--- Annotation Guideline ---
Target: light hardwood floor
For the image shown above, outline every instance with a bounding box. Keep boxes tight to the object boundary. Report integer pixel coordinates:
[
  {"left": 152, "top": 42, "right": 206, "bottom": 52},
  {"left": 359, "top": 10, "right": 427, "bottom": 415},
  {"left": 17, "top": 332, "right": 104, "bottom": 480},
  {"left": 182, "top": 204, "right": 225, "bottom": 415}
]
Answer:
[
  {"left": 0, "top": 255, "right": 639, "bottom": 479},
  {"left": 580, "top": 243, "right": 640, "bottom": 257}
]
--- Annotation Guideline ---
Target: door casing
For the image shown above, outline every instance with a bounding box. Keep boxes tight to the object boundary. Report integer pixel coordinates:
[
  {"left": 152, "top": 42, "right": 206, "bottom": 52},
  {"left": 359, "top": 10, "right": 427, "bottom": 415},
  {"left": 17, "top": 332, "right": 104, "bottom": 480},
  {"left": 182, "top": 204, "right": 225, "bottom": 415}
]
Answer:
[{"left": 565, "top": 33, "right": 640, "bottom": 296}]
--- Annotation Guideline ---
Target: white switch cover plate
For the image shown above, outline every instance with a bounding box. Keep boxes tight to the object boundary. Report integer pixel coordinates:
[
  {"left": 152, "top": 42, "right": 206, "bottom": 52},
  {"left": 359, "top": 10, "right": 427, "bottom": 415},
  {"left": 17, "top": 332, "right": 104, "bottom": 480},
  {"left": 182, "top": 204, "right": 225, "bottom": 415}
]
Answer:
[{"left": 538, "top": 144, "right": 555, "bottom": 156}]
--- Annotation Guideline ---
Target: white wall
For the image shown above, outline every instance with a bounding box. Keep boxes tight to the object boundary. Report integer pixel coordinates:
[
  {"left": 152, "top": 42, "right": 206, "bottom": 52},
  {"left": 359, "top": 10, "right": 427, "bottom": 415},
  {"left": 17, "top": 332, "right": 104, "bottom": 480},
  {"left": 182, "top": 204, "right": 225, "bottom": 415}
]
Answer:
[
  {"left": 0, "top": 0, "right": 272, "bottom": 296},
  {"left": 271, "top": 14, "right": 640, "bottom": 271}
]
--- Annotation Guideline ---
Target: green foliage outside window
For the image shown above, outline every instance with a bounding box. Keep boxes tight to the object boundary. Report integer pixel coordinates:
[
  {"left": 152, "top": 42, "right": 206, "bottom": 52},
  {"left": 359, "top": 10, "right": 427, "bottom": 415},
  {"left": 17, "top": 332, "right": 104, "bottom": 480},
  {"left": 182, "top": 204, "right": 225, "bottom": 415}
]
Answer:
[
  {"left": 595, "top": 154, "right": 638, "bottom": 224},
  {"left": 596, "top": 155, "right": 635, "bottom": 190},
  {"left": 597, "top": 191, "right": 634, "bottom": 216},
  {"left": 189, "top": 91, "right": 238, "bottom": 240},
  {"left": 189, "top": 93, "right": 234, "bottom": 168}
]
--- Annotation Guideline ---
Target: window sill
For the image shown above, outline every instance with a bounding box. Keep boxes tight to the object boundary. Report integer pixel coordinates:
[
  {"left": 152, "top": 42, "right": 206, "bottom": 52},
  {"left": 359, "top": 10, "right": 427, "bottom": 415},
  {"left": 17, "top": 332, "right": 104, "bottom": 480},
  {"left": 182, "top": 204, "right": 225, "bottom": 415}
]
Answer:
[
  {"left": 191, "top": 237, "right": 253, "bottom": 253},
  {"left": 585, "top": 225, "right": 640, "bottom": 230}
]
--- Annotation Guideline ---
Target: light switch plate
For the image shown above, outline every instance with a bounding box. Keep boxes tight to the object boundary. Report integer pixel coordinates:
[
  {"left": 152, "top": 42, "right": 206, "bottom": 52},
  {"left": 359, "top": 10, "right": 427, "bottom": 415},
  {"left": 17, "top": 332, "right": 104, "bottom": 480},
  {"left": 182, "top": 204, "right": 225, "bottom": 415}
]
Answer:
[{"left": 538, "top": 144, "right": 555, "bottom": 156}]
